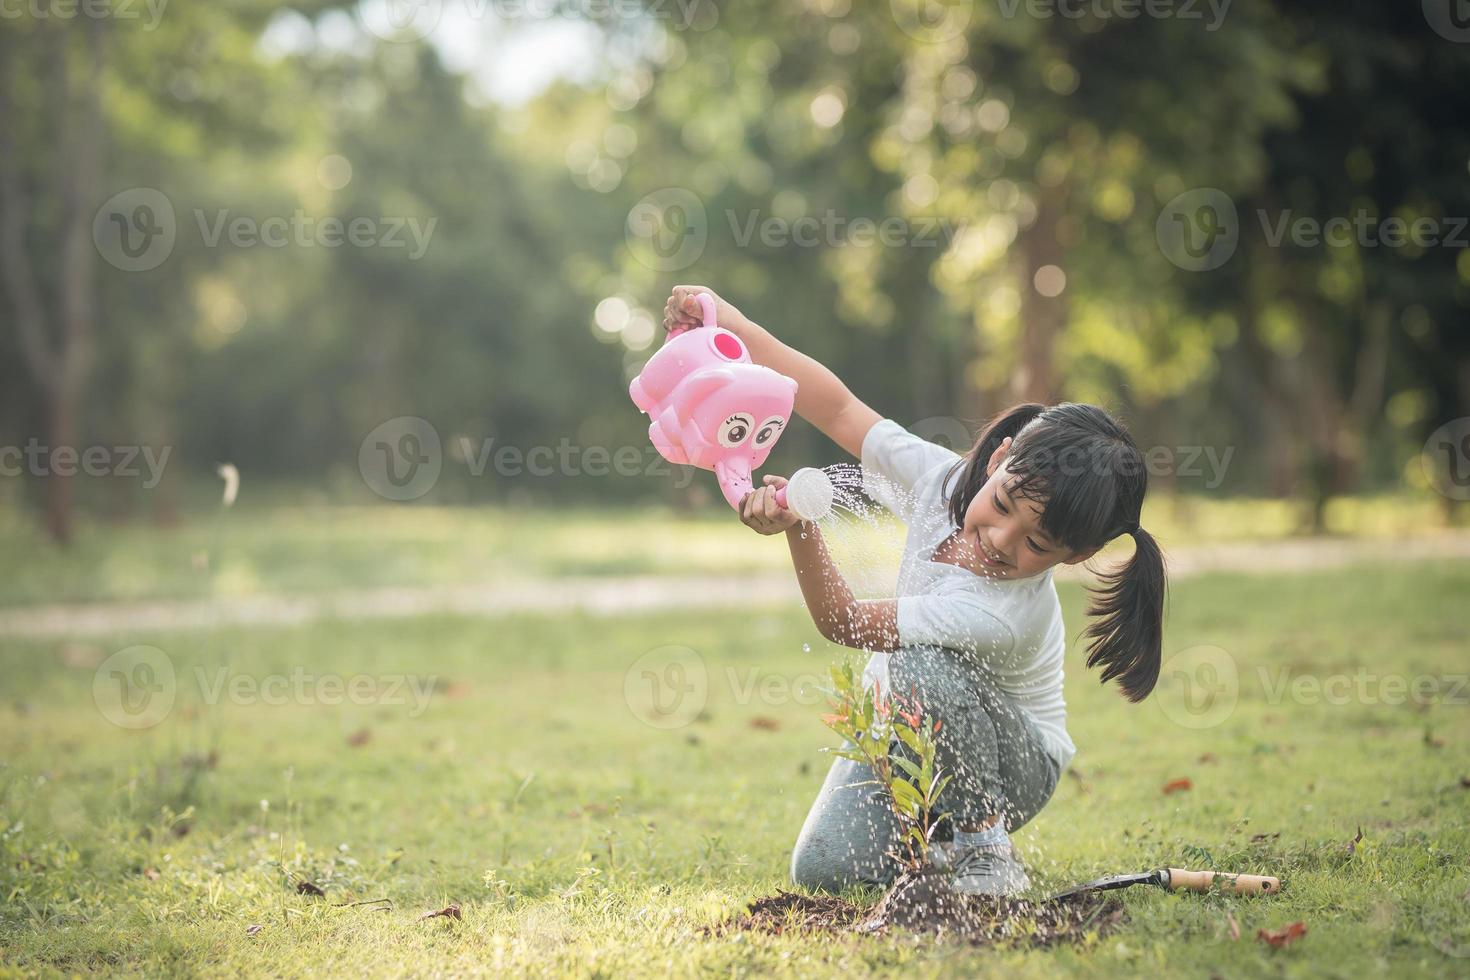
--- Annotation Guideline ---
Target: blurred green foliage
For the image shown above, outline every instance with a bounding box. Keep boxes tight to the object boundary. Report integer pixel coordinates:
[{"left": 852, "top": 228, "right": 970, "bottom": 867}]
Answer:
[{"left": 1, "top": 0, "right": 1467, "bottom": 535}]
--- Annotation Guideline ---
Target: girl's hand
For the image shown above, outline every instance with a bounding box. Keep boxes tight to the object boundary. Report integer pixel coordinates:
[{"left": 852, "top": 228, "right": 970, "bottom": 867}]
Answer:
[
  {"left": 663, "top": 285, "right": 749, "bottom": 338},
  {"left": 739, "top": 475, "right": 801, "bottom": 535}
]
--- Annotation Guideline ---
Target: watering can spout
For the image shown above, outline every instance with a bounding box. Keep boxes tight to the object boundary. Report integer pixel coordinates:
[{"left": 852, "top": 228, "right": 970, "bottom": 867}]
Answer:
[{"left": 713, "top": 457, "right": 754, "bottom": 510}]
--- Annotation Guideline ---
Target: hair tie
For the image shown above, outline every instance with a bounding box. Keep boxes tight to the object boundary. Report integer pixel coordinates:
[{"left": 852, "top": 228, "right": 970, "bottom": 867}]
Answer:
[{"left": 1126, "top": 522, "right": 1141, "bottom": 536}]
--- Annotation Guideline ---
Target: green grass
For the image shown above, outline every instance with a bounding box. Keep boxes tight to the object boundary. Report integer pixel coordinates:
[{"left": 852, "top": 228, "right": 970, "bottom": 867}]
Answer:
[
  {"left": 0, "top": 491, "right": 1461, "bottom": 607},
  {"left": 2, "top": 556, "right": 1467, "bottom": 976}
]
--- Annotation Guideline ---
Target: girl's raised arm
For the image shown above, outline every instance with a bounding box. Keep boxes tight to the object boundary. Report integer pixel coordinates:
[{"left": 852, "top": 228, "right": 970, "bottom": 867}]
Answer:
[{"left": 663, "top": 285, "right": 880, "bottom": 460}]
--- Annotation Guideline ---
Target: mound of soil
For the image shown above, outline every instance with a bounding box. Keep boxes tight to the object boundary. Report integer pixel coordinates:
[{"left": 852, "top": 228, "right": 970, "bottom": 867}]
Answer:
[
  {"left": 711, "top": 870, "right": 1126, "bottom": 949},
  {"left": 704, "top": 890, "right": 869, "bottom": 937}
]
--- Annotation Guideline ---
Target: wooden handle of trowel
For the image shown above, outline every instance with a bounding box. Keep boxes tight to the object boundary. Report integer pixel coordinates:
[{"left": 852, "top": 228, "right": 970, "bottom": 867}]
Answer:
[{"left": 1166, "top": 868, "right": 1280, "bottom": 895}]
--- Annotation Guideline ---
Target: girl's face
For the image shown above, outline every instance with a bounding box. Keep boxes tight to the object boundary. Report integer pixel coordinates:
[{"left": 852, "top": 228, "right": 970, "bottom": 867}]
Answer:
[{"left": 955, "top": 437, "right": 1098, "bottom": 580}]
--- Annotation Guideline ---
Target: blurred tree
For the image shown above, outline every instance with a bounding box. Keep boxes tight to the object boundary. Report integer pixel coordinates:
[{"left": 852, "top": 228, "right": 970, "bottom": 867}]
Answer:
[{"left": 0, "top": 20, "right": 105, "bottom": 543}]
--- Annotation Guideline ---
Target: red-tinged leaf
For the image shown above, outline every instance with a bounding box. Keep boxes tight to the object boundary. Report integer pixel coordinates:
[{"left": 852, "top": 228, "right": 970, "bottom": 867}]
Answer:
[
  {"left": 1226, "top": 910, "right": 1240, "bottom": 941},
  {"left": 417, "top": 904, "right": 462, "bottom": 922},
  {"left": 932, "top": 719, "right": 941, "bottom": 734},
  {"left": 749, "top": 717, "right": 781, "bottom": 731},
  {"left": 1257, "top": 921, "right": 1307, "bottom": 948},
  {"left": 347, "top": 728, "right": 372, "bottom": 747},
  {"left": 1162, "top": 778, "right": 1193, "bottom": 795},
  {"left": 142, "top": 867, "right": 160, "bottom": 881},
  {"left": 296, "top": 880, "right": 326, "bottom": 897},
  {"left": 246, "top": 924, "right": 264, "bottom": 937},
  {"left": 1344, "top": 826, "right": 1364, "bottom": 854}
]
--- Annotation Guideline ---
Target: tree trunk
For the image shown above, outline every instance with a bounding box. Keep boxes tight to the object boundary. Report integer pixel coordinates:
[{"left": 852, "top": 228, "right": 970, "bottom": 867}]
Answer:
[
  {"left": 0, "top": 24, "right": 104, "bottom": 545},
  {"left": 1012, "top": 186, "right": 1068, "bottom": 405}
]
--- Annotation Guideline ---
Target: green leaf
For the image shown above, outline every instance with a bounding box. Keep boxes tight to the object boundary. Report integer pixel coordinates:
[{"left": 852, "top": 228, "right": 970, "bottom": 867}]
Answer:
[
  {"left": 892, "top": 756, "right": 922, "bottom": 781},
  {"left": 889, "top": 777, "right": 922, "bottom": 813},
  {"left": 894, "top": 726, "right": 922, "bottom": 755}
]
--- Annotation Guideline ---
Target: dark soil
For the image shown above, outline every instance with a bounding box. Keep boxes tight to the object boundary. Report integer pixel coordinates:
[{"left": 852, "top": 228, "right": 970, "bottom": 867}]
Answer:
[{"left": 710, "top": 870, "right": 1127, "bottom": 948}]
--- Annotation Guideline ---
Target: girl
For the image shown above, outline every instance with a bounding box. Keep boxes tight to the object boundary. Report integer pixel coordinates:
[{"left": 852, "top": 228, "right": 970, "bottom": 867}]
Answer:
[{"left": 662, "top": 285, "right": 1167, "bottom": 898}]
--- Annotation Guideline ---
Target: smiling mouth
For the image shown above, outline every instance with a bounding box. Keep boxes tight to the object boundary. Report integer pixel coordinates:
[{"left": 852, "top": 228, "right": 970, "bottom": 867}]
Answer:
[{"left": 974, "top": 532, "right": 1008, "bottom": 568}]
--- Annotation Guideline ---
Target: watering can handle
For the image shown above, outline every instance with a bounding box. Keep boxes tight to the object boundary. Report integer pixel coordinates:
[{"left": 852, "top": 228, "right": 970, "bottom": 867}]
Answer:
[{"left": 669, "top": 292, "right": 719, "bottom": 337}]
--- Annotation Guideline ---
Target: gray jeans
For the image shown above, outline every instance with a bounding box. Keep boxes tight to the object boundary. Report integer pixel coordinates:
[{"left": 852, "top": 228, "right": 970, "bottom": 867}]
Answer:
[{"left": 790, "top": 644, "right": 1061, "bottom": 892}]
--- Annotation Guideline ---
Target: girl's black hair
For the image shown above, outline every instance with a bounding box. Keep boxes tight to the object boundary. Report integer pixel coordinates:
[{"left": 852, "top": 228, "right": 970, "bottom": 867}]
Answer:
[{"left": 943, "top": 402, "right": 1166, "bottom": 702}]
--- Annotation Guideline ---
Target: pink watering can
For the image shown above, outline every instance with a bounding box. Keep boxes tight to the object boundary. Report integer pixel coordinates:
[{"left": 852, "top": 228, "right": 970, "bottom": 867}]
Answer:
[{"left": 629, "top": 292, "right": 833, "bottom": 519}]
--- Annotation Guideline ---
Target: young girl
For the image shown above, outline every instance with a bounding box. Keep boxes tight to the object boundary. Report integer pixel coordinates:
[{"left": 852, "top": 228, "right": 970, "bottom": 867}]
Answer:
[{"left": 662, "top": 285, "right": 1168, "bottom": 898}]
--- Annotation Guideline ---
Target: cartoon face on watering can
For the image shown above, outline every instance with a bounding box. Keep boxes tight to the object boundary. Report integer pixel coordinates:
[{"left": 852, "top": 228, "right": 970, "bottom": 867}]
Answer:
[{"left": 629, "top": 293, "right": 798, "bottom": 509}]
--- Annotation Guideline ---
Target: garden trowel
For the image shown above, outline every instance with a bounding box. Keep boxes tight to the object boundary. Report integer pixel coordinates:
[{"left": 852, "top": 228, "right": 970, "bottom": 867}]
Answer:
[{"left": 1049, "top": 867, "right": 1280, "bottom": 902}]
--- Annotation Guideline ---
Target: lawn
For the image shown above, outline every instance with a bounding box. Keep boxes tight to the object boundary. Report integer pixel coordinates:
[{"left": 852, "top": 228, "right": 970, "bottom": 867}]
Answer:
[{"left": 2, "top": 538, "right": 1467, "bottom": 976}]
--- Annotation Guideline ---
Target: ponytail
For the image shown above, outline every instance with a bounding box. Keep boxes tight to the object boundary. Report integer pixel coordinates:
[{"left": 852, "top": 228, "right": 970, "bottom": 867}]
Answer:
[
  {"left": 944, "top": 403, "right": 1046, "bottom": 529},
  {"left": 1084, "top": 524, "right": 1166, "bottom": 702}
]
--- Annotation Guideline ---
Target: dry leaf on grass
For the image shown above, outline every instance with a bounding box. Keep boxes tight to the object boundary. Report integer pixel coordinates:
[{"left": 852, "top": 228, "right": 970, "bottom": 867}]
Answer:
[
  {"left": 749, "top": 717, "right": 781, "bottom": 731},
  {"left": 296, "top": 880, "right": 326, "bottom": 897},
  {"left": 1344, "top": 826, "right": 1364, "bottom": 855},
  {"left": 347, "top": 728, "right": 372, "bottom": 747},
  {"left": 1162, "top": 778, "right": 1193, "bottom": 795},
  {"left": 1257, "top": 920, "right": 1307, "bottom": 947},
  {"left": 246, "top": 924, "right": 264, "bottom": 936},
  {"left": 142, "top": 867, "right": 160, "bottom": 880},
  {"left": 417, "top": 904, "right": 462, "bottom": 922}
]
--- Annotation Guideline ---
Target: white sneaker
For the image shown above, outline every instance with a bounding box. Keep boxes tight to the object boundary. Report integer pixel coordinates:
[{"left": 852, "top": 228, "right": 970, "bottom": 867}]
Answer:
[{"left": 933, "top": 841, "right": 1031, "bottom": 897}]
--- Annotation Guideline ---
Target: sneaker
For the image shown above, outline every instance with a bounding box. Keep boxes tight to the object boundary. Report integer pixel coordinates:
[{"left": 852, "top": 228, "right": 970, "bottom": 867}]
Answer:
[{"left": 933, "top": 841, "right": 1031, "bottom": 897}]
